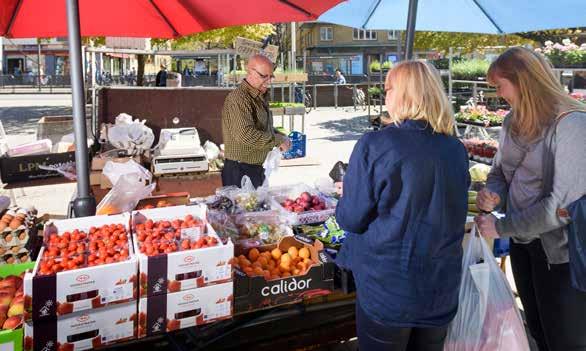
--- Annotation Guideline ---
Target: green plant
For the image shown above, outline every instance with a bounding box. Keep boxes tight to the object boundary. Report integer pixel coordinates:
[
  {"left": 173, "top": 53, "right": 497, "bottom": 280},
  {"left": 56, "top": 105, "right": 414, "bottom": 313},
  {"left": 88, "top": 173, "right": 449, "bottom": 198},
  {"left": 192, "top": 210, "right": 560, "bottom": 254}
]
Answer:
[
  {"left": 451, "top": 59, "right": 490, "bottom": 81},
  {"left": 368, "top": 86, "right": 383, "bottom": 98},
  {"left": 370, "top": 61, "right": 381, "bottom": 72},
  {"left": 381, "top": 61, "right": 393, "bottom": 70},
  {"left": 269, "top": 102, "right": 304, "bottom": 108}
]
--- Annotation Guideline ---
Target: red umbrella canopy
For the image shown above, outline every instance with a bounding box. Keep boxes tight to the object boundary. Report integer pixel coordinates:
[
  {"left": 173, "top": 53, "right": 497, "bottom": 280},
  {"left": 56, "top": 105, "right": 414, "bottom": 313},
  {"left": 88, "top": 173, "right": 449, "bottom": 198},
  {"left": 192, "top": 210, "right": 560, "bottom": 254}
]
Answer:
[{"left": 0, "top": 0, "right": 345, "bottom": 38}]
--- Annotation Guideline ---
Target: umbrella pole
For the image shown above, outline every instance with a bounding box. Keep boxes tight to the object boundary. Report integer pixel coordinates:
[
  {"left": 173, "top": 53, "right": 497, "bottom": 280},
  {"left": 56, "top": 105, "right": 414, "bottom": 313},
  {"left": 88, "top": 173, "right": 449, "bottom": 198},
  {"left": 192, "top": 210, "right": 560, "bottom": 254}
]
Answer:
[
  {"left": 404, "top": 0, "right": 418, "bottom": 60},
  {"left": 66, "top": 0, "right": 96, "bottom": 217}
]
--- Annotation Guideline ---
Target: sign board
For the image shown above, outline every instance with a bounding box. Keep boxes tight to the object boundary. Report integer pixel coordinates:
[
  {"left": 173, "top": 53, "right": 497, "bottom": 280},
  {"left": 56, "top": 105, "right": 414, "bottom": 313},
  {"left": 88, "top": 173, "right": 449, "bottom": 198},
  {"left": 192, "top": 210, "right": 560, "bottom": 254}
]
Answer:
[{"left": 235, "top": 37, "right": 278, "bottom": 63}]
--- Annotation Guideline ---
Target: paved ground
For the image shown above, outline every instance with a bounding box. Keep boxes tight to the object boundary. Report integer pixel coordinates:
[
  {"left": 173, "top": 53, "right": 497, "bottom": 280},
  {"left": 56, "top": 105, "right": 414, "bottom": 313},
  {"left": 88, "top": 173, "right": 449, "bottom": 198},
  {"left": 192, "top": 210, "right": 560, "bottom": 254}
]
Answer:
[{"left": 0, "top": 94, "right": 537, "bottom": 350}]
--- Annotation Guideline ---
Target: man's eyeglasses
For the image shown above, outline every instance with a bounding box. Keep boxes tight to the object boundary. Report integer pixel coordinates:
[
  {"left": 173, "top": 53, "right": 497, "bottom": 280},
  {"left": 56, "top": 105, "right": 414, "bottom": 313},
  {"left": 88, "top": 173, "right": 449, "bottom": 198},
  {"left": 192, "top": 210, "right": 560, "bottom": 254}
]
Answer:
[{"left": 252, "top": 68, "right": 275, "bottom": 81}]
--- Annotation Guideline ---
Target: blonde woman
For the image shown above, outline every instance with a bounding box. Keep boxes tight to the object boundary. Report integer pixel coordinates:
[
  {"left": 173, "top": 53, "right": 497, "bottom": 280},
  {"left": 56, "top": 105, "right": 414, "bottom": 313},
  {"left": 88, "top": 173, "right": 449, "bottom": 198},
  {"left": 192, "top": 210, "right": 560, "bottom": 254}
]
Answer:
[
  {"left": 335, "top": 60, "right": 470, "bottom": 351},
  {"left": 476, "top": 47, "right": 586, "bottom": 351}
]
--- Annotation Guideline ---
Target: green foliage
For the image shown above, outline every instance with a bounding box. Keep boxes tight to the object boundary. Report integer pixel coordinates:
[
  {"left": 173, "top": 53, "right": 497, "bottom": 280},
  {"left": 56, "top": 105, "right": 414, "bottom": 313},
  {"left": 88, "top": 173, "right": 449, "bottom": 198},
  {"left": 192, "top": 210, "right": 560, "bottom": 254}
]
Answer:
[
  {"left": 368, "top": 86, "right": 383, "bottom": 97},
  {"left": 451, "top": 59, "right": 490, "bottom": 81},
  {"left": 370, "top": 60, "right": 392, "bottom": 72},
  {"left": 269, "top": 102, "right": 304, "bottom": 108},
  {"left": 413, "top": 32, "right": 534, "bottom": 54},
  {"left": 152, "top": 24, "right": 275, "bottom": 50}
]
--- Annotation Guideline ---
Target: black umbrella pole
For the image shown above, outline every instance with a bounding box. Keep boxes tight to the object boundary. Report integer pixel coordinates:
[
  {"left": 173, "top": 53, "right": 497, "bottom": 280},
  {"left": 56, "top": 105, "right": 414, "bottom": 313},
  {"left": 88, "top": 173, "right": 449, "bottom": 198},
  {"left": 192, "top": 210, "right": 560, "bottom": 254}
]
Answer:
[
  {"left": 66, "top": 0, "right": 96, "bottom": 217},
  {"left": 404, "top": 0, "right": 418, "bottom": 60}
]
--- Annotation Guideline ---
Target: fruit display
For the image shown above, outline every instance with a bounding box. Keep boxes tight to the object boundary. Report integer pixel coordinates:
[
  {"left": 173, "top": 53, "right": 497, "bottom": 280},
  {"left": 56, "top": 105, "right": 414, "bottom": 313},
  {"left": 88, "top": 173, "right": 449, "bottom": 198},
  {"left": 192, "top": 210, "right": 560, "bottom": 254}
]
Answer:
[
  {"left": 38, "top": 224, "right": 131, "bottom": 275},
  {"left": 136, "top": 200, "right": 173, "bottom": 210},
  {"left": 235, "top": 214, "right": 293, "bottom": 245},
  {"left": 205, "top": 195, "right": 236, "bottom": 214},
  {"left": 280, "top": 192, "right": 327, "bottom": 213},
  {"left": 0, "top": 206, "right": 38, "bottom": 265},
  {"left": 24, "top": 214, "right": 138, "bottom": 321},
  {"left": 233, "top": 236, "right": 335, "bottom": 314},
  {"left": 232, "top": 192, "right": 271, "bottom": 213},
  {"left": 132, "top": 205, "right": 233, "bottom": 297},
  {"left": 232, "top": 246, "right": 313, "bottom": 280},
  {"left": 0, "top": 273, "right": 25, "bottom": 331},
  {"left": 207, "top": 210, "right": 239, "bottom": 243},
  {"left": 295, "top": 217, "right": 346, "bottom": 248},
  {"left": 462, "top": 138, "right": 498, "bottom": 164}
]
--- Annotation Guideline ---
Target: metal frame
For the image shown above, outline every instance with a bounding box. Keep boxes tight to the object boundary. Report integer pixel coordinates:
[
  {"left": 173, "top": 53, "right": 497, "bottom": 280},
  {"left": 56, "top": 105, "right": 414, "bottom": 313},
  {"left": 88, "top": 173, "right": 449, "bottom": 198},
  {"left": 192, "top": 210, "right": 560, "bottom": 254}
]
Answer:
[{"left": 66, "top": 0, "right": 96, "bottom": 216}]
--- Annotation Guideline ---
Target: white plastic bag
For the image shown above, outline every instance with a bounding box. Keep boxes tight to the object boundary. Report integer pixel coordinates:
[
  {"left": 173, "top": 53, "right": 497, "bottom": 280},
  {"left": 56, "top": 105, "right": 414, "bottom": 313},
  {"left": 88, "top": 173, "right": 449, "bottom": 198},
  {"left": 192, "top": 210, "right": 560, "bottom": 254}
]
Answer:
[
  {"left": 107, "top": 113, "right": 154, "bottom": 154},
  {"left": 96, "top": 173, "right": 156, "bottom": 215},
  {"left": 203, "top": 140, "right": 220, "bottom": 161},
  {"left": 261, "top": 147, "right": 281, "bottom": 187},
  {"left": 102, "top": 159, "right": 152, "bottom": 187},
  {"left": 444, "top": 226, "right": 529, "bottom": 351}
]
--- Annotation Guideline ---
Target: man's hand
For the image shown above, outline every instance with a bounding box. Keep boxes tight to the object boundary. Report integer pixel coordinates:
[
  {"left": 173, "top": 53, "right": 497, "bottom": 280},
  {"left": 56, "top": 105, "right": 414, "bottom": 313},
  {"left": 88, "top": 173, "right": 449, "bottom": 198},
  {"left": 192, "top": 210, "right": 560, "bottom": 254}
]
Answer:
[
  {"left": 279, "top": 137, "right": 292, "bottom": 152},
  {"left": 476, "top": 188, "right": 501, "bottom": 212}
]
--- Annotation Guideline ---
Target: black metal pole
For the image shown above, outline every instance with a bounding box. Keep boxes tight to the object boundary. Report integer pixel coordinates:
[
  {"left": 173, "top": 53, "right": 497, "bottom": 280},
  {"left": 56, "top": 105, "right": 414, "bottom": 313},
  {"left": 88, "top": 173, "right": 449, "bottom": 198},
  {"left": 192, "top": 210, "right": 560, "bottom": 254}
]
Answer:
[
  {"left": 66, "top": 0, "right": 96, "bottom": 217},
  {"left": 404, "top": 0, "right": 418, "bottom": 60}
]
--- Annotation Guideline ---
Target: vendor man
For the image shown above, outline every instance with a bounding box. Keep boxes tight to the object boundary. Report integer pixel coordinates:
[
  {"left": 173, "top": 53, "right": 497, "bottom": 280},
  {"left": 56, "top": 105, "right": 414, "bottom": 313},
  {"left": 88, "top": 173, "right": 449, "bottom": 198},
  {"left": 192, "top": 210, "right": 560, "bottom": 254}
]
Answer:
[{"left": 221, "top": 54, "right": 291, "bottom": 188}]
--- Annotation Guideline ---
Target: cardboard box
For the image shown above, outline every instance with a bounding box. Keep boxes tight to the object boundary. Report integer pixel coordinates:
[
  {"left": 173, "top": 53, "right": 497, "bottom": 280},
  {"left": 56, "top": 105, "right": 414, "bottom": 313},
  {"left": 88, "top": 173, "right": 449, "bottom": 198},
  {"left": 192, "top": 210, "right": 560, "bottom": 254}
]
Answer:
[
  {"left": 99, "top": 175, "right": 113, "bottom": 190},
  {"left": 0, "top": 151, "right": 76, "bottom": 184},
  {"left": 134, "top": 192, "right": 190, "bottom": 210},
  {"left": 24, "top": 214, "right": 138, "bottom": 322},
  {"left": 91, "top": 154, "right": 141, "bottom": 171},
  {"left": 132, "top": 205, "right": 234, "bottom": 297},
  {"left": 138, "top": 281, "right": 233, "bottom": 338},
  {"left": 89, "top": 171, "right": 102, "bottom": 186},
  {"left": 24, "top": 301, "right": 137, "bottom": 351},
  {"left": 0, "top": 262, "right": 35, "bottom": 351},
  {"left": 234, "top": 235, "right": 335, "bottom": 314}
]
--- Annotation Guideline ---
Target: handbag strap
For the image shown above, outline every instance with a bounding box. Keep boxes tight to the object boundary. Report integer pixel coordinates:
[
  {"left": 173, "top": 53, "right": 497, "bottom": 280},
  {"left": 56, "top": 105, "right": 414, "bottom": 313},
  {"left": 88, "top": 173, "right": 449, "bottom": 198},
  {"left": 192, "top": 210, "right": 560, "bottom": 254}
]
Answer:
[{"left": 541, "top": 109, "right": 586, "bottom": 198}]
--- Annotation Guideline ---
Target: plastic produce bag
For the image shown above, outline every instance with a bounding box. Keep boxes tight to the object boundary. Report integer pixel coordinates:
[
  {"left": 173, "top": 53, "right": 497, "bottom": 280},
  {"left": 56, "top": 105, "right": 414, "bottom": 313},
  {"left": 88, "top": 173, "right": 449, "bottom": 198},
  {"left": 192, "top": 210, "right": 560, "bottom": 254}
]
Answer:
[
  {"left": 96, "top": 173, "right": 156, "bottom": 215},
  {"left": 444, "top": 226, "right": 529, "bottom": 351},
  {"left": 107, "top": 113, "right": 154, "bottom": 154},
  {"left": 203, "top": 140, "right": 220, "bottom": 161},
  {"left": 38, "top": 162, "right": 77, "bottom": 180},
  {"left": 102, "top": 159, "right": 152, "bottom": 187},
  {"left": 261, "top": 147, "right": 281, "bottom": 187}
]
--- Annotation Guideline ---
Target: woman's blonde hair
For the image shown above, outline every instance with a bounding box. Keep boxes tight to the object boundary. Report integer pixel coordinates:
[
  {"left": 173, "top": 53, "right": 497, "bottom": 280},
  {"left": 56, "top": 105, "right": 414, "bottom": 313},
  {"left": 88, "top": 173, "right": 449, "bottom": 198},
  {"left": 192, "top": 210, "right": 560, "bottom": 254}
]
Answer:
[
  {"left": 385, "top": 60, "right": 454, "bottom": 135},
  {"left": 488, "top": 47, "right": 585, "bottom": 142}
]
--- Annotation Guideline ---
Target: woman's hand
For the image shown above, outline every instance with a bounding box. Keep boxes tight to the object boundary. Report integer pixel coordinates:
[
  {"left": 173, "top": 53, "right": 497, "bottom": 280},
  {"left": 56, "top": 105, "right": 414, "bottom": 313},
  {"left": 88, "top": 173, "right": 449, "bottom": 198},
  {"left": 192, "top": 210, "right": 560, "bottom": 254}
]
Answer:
[
  {"left": 476, "top": 188, "right": 501, "bottom": 212},
  {"left": 475, "top": 214, "right": 500, "bottom": 239}
]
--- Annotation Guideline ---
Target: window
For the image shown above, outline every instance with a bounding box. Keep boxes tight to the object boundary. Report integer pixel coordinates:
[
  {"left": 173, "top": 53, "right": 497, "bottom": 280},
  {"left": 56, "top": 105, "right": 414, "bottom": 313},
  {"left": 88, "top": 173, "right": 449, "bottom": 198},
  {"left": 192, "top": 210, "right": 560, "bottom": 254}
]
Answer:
[
  {"left": 388, "top": 30, "right": 399, "bottom": 40},
  {"left": 353, "top": 29, "right": 377, "bottom": 41},
  {"left": 320, "top": 27, "right": 333, "bottom": 41}
]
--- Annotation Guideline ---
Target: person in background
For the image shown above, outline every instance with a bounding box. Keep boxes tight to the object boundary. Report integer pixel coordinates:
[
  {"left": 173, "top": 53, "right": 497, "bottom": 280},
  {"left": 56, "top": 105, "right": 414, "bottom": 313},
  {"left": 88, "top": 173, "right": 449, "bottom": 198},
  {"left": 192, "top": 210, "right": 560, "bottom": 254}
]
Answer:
[
  {"left": 155, "top": 64, "right": 167, "bottom": 87},
  {"left": 475, "top": 47, "right": 586, "bottom": 351},
  {"left": 334, "top": 68, "right": 346, "bottom": 84},
  {"left": 335, "top": 60, "right": 470, "bottom": 351},
  {"left": 221, "top": 54, "right": 290, "bottom": 188}
]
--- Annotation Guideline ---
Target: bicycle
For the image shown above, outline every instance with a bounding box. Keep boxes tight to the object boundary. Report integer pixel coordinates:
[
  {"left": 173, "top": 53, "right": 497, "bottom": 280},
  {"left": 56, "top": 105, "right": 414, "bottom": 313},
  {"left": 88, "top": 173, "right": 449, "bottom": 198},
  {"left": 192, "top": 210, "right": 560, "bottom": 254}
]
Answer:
[{"left": 295, "top": 86, "right": 314, "bottom": 114}]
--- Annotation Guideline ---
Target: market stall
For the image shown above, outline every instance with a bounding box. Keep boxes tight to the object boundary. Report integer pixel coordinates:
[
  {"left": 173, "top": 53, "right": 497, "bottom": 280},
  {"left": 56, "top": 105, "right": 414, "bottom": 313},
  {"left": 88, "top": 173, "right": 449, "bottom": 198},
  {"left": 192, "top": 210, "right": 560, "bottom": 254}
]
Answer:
[{"left": 0, "top": 178, "right": 358, "bottom": 351}]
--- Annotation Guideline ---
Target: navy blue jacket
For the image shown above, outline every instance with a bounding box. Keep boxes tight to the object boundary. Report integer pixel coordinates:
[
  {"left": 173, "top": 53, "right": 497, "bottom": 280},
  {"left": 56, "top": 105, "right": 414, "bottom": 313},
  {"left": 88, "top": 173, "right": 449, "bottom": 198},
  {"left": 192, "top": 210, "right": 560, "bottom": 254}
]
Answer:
[{"left": 336, "top": 119, "right": 470, "bottom": 327}]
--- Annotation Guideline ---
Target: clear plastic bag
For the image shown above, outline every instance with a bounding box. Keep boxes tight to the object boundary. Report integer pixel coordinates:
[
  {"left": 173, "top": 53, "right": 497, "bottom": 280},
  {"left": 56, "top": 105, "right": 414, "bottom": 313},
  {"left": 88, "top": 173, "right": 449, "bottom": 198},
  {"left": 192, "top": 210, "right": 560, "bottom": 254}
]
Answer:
[
  {"left": 102, "top": 159, "right": 152, "bottom": 187},
  {"left": 96, "top": 173, "right": 156, "bottom": 215},
  {"left": 261, "top": 147, "right": 281, "bottom": 188},
  {"left": 444, "top": 226, "right": 529, "bottom": 351}
]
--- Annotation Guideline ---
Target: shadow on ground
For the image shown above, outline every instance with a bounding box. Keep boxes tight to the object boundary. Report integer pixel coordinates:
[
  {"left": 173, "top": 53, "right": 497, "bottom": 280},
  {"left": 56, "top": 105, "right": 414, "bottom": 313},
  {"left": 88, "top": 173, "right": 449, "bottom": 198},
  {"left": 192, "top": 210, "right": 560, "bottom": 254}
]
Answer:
[
  {"left": 0, "top": 106, "right": 73, "bottom": 133},
  {"left": 314, "top": 115, "right": 373, "bottom": 142}
]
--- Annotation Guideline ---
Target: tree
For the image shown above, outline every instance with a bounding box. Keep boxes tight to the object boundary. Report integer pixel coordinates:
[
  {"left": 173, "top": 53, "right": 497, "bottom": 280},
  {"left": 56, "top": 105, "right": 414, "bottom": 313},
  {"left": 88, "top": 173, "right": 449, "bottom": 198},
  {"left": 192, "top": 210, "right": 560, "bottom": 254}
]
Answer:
[
  {"left": 151, "top": 24, "right": 275, "bottom": 50},
  {"left": 516, "top": 28, "right": 585, "bottom": 45},
  {"left": 413, "top": 32, "right": 534, "bottom": 55}
]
